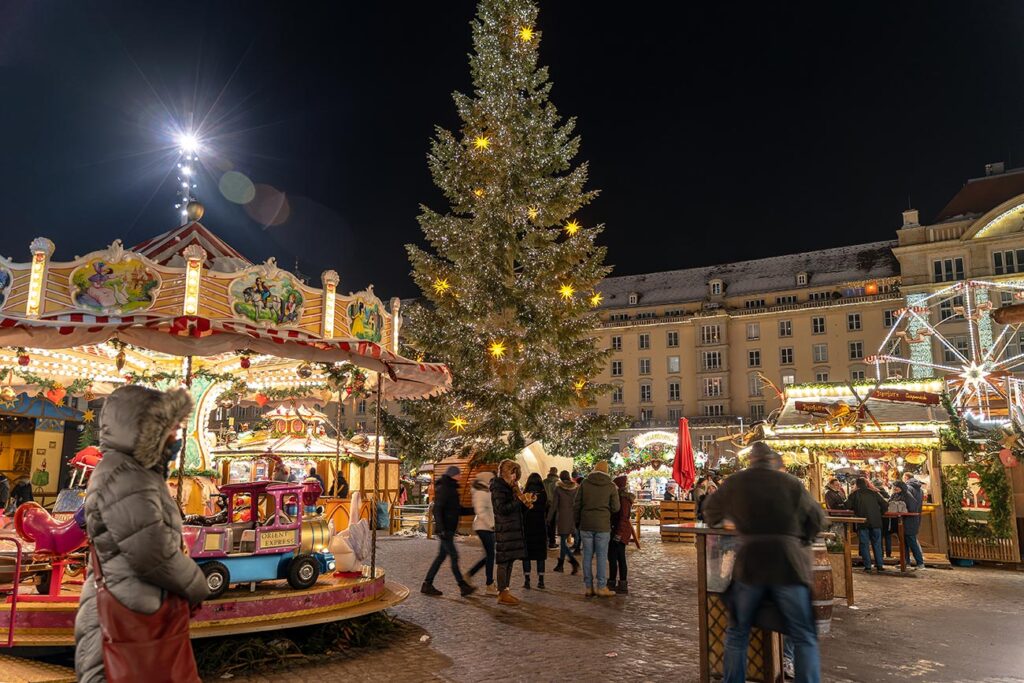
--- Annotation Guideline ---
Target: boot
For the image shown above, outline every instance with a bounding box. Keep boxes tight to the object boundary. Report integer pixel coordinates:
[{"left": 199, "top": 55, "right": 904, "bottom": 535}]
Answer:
[
  {"left": 420, "top": 582, "right": 442, "bottom": 596},
  {"left": 537, "top": 575, "right": 545, "bottom": 589},
  {"left": 553, "top": 560, "right": 565, "bottom": 573},
  {"left": 498, "top": 589, "right": 520, "bottom": 606},
  {"left": 606, "top": 579, "right": 616, "bottom": 592},
  {"left": 459, "top": 581, "right": 476, "bottom": 597},
  {"left": 570, "top": 560, "right": 580, "bottom": 576},
  {"left": 595, "top": 586, "right": 615, "bottom": 598},
  {"left": 585, "top": 585, "right": 595, "bottom": 597},
  {"left": 485, "top": 583, "right": 499, "bottom": 595},
  {"left": 523, "top": 574, "right": 531, "bottom": 590},
  {"left": 615, "top": 580, "right": 628, "bottom": 594}
]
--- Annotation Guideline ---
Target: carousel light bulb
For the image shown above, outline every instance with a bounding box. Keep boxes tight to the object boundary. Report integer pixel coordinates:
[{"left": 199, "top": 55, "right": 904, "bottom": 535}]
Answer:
[{"left": 473, "top": 135, "right": 490, "bottom": 150}]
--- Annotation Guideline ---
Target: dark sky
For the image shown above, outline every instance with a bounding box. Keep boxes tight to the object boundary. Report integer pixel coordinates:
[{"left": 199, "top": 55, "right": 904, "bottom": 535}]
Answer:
[{"left": 1, "top": 2, "right": 1023, "bottom": 298}]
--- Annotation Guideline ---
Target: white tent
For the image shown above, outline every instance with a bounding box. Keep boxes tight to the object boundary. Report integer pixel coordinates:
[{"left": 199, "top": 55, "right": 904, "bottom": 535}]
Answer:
[{"left": 516, "top": 441, "right": 574, "bottom": 480}]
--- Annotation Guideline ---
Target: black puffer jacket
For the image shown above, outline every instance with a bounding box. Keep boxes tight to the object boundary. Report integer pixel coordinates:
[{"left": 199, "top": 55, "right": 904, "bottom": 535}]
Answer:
[
  {"left": 490, "top": 476, "right": 526, "bottom": 564},
  {"left": 521, "top": 483, "right": 548, "bottom": 561}
]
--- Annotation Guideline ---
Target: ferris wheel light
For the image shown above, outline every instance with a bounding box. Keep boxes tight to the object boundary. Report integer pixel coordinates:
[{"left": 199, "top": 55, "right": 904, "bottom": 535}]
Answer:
[{"left": 177, "top": 132, "right": 201, "bottom": 154}]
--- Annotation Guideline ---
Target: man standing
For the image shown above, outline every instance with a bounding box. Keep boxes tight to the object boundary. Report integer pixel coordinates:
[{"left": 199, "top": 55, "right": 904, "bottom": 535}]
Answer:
[
  {"left": 421, "top": 466, "right": 476, "bottom": 597},
  {"left": 702, "top": 442, "right": 826, "bottom": 683},
  {"left": 823, "top": 478, "right": 846, "bottom": 510},
  {"left": 845, "top": 477, "right": 888, "bottom": 573},
  {"left": 543, "top": 466, "right": 559, "bottom": 549},
  {"left": 573, "top": 461, "right": 619, "bottom": 597}
]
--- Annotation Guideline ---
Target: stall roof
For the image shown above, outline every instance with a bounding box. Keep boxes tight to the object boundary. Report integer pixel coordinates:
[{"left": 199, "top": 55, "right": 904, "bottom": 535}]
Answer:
[{"left": 773, "top": 395, "right": 945, "bottom": 430}]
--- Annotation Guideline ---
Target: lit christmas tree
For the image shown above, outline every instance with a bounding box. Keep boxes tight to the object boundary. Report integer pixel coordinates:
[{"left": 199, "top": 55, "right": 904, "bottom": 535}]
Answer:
[{"left": 388, "top": 0, "right": 622, "bottom": 464}]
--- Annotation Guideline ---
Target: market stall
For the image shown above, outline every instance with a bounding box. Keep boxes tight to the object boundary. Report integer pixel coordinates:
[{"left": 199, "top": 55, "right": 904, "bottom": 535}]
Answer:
[{"left": 0, "top": 220, "right": 451, "bottom": 643}]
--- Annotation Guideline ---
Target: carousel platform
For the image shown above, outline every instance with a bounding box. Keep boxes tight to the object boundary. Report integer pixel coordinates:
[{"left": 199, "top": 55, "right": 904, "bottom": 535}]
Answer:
[{"left": 0, "top": 571, "right": 406, "bottom": 647}]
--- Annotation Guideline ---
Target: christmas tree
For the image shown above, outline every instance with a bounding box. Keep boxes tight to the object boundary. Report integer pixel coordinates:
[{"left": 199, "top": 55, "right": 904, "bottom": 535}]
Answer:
[{"left": 388, "top": 0, "right": 622, "bottom": 464}]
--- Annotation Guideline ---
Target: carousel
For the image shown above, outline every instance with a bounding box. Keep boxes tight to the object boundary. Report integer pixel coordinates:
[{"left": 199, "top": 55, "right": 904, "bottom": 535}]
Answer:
[{"left": 0, "top": 209, "right": 451, "bottom": 646}]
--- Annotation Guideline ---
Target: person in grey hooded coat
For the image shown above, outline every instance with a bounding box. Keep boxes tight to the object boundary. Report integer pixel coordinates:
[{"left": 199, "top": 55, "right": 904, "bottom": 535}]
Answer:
[{"left": 74, "top": 385, "right": 209, "bottom": 683}]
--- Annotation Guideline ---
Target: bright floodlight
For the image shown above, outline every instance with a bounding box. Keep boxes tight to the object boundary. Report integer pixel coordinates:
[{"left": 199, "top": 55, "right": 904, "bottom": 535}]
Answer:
[{"left": 177, "top": 132, "right": 200, "bottom": 154}]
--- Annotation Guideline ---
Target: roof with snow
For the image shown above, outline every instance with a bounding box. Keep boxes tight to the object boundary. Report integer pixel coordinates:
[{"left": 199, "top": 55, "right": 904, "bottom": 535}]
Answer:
[
  {"left": 597, "top": 241, "right": 898, "bottom": 307},
  {"left": 133, "top": 222, "right": 252, "bottom": 270},
  {"left": 935, "top": 167, "right": 1024, "bottom": 222}
]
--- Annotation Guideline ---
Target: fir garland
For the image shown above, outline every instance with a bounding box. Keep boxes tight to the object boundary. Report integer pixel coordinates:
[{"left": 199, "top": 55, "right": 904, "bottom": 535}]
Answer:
[{"left": 14, "top": 371, "right": 91, "bottom": 396}]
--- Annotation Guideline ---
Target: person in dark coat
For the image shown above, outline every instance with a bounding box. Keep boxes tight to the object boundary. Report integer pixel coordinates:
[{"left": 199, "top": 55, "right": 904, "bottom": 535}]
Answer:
[
  {"left": 491, "top": 459, "right": 528, "bottom": 605},
  {"left": 549, "top": 471, "right": 580, "bottom": 574},
  {"left": 823, "top": 478, "right": 846, "bottom": 511},
  {"left": 9, "top": 475, "right": 32, "bottom": 511},
  {"left": 883, "top": 480, "right": 908, "bottom": 557},
  {"left": 702, "top": 442, "right": 826, "bottom": 683},
  {"left": 0, "top": 473, "right": 9, "bottom": 513},
  {"left": 332, "top": 471, "right": 350, "bottom": 498},
  {"left": 521, "top": 472, "right": 549, "bottom": 589},
  {"left": 542, "top": 467, "right": 559, "bottom": 548},
  {"left": 845, "top": 477, "right": 888, "bottom": 573},
  {"left": 421, "top": 466, "right": 476, "bottom": 597},
  {"left": 607, "top": 475, "right": 635, "bottom": 594},
  {"left": 896, "top": 479, "right": 926, "bottom": 569}
]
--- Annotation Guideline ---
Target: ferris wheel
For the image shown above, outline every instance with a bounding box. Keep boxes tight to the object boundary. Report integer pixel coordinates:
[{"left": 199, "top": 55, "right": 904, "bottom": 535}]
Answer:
[{"left": 868, "top": 279, "right": 1024, "bottom": 425}]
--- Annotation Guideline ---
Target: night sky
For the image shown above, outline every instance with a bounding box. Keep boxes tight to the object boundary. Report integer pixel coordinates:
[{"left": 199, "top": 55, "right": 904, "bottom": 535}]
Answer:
[{"left": 2, "top": 2, "right": 1023, "bottom": 298}]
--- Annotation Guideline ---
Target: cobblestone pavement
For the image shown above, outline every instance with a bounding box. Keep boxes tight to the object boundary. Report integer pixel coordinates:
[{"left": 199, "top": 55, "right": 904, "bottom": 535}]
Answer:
[{"left": 228, "top": 528, "right": 1024, "bottom": 683}]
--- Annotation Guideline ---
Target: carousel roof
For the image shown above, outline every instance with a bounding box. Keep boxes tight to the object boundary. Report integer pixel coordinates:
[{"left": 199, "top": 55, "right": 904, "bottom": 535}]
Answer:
[
  {"left": 133, "top": 222, "right": 251, "bottom": 270},
  {"left": 212, "top": 431, "right": 396, "bottom": 462}
]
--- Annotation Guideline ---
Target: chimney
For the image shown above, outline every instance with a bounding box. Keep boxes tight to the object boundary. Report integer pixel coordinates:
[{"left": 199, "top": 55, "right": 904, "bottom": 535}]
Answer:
[
  {"left": 985, "top": 162, "right": 1006, "bottom": 176},
  {"left": 901, "top": 209, "right": 920, "bottom": 228}
]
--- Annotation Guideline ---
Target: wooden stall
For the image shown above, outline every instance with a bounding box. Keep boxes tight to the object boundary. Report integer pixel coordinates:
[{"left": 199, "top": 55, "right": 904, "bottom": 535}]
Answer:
[{"left": 659, "top": 500, "right": 696, "bottom": 543}]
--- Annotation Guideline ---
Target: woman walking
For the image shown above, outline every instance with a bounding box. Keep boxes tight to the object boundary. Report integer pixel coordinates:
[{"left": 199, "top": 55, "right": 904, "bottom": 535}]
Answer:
[
  {"left": 521, "top": 472, "right": 549, "bottom": 589},
  {"left": 550, "top": 471, "right": 580, "bottom": 574},
  {"left": 466, "top": 471, "right": 498, "bottom": 594},
  {"left": 491, "top": 459, "right": 528, "bottom": 605},
  {"left": 75, "top": 385, "right": 209, "bottom": 683},
  {"left": 607, "top": 475, "right": 635, "bottom": 594}
]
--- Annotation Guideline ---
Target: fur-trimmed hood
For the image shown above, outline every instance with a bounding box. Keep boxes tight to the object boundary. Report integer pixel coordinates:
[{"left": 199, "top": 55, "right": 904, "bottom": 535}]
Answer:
[
  {"left": 556, "top": 479, "right": 578, "bottom": 491},
  {"left": 99, "top": 385, "right": 193, "bottom": 470}
]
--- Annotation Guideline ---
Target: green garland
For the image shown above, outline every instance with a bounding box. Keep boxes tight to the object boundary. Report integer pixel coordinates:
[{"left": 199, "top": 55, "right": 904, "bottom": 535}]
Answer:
[
  {"left": 788, "top": 377, "right": 940, "bottom": 392},
  {"left": 257, "top": 384, "right": 329, "bottom": 401},
  {"left": 941, "top": 460, "right": 1013, "bottom": 540},
  {"left": 14, "top": 371, "right": 91, "bottom": 396}
]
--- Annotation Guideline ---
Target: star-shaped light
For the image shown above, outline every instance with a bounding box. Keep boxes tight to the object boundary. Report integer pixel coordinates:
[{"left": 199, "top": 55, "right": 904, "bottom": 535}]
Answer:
[
  {"left": 959, "top": 360, "right": 991, "bottom": 392},
  {"left": 564, "top": 220, "right": 581, "bottom": 236},
  {"left": 589, "top": 291, "right": 603, "bottom": 307},
  {"left": 519, "top": 27, "right": 534, "bottom": 42},
  {"left": 559, "top": 283, "right": 576, "bottom": 300},
  {"left": 433, "top": 277, "right": 451, "bottom": 295},
  {"left": 489, "top": 340, "right": 507, "bottom": 359},
  {"left": 83, "top": 409, "right": 96, "bottom": 423},
  {"left": 449, "top": 415, "right": 468, "bottom": 433},
  {"left": 527, "top": 207, "right": 539, "bottom": 220},
  {"left": 473, "top": 136, "right": 491, "bottom": 150},
  {"left": 573, "top": 378, "right": 587, "bottom": 394},
  {"left": 473, "top": 188, "right": 485, "bottom": 197},
  {"left": 463, "top": 401, "right": 475, "bottom": 410}
]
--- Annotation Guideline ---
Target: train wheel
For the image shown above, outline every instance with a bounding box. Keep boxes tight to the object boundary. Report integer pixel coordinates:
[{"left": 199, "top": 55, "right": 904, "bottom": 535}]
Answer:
[
  {"left": 287, "top": 554, "right": 319, "bottom": 590},
  {"left": 201, "top": 561, "right": 230, "bottom": 599}
]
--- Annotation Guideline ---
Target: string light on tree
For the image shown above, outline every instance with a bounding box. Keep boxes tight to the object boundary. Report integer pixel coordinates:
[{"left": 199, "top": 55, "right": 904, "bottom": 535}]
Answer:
[{"left": 559, "top": 283, "right": 575, "bottom": 300}]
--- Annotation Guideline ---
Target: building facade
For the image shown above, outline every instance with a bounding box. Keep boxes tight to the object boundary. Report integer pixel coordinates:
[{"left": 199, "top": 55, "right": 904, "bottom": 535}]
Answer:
[{"left": 591, "top": 163, "right": 1024, "bottom": 454}]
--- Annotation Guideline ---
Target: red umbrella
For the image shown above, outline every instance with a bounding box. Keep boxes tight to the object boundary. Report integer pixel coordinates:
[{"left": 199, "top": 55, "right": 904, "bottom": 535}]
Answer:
[{"left": 672, "top": 417, "right": 697, "bottom": 491}]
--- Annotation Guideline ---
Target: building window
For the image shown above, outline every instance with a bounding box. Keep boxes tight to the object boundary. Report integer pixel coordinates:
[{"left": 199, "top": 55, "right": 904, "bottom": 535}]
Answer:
[
  {"left": 847, "top": 313, "right": 861, "bottom": 331},
  {"left": 851, "top": 369, "right": 866, "bottom": 381},
  {"left": 667, "top": 356, "right": 680, "bottom": 373},
  {"left": 611, "top": 335, "right": 622, "bottom": 351},
  {"left": 849, "top": 341, "right": 864, "bottom": 360},
  {"left": 809, "top": 291, "right": 832, "bottom": 302},
  {"left": 747, "top": 322, "right": 760, "bottom": 340},
  {"left": 782, "top": 373, "right": 796, "bottom": 385},
  {"left": 813, "top": 343, "right": 828, "bottom": 363},
  {"left": 700, "top": 325, "right": 721, "bottom": 345},
  {"left": 611, "top": 360, "right": 623, "bottom": 377},
  {"left": 933, "top": 257, "right": 965, "bottom": 283},
  {"left": 698, "top": 434, "right": 715, "bottom": 452},
  {"left": 636, "top": 311, "right": 657, "bottom": 320},
  {"left": 780, "top": 347, "right": 794, "bottom": 365},
  {"left": 944, "top": 335, "right": 970, "bottom": 363},
  {"left": 710, "top": 280, "right": 722, "bottom": 295},
  {"left": 745, "top": 299, "right": 766, "bottom": 309},
  {"left": 776, "top": 295, "right": 798, "bottom": 305},
  {"left": 611, "top": 386, "right": 623, "bottom": 403},
  {"left": 778, "top": 320, "right": 792, "bottom": 337},
  {"left": 883, "top": 310, "right": 896, "bottom": 328},
  {"left": 666, "top": 309, "right": 685, "bottom": 317},
  {"left": 638, "top": 333, "right": 650, "bottom": 349},
  {"left": 750, "top": 404, "right": 766, "bottom": 420},
  {"left": 796, "top": 272, "right": 808, "bottom": 286},
  {"left": 994, "top": 250, "right": 1024, "bottom": 275},
  {"left": 703, "top": 377, "right": 723, "bottom": 397},
  {"left": 749, "top": 373, "right": 763, "bottom": 397},
  {"left": 702, "top": 404, "right": 725, "bottom": 417},
  {"left": 668, "top": 407, "right": 683, "bottom": 421},
  {"left": 939, "top": 295, "right": 965, "bottom": 321},
  {"left": 667, "top": 330, "right": 679, "bottom": 347},
  {"left": 812, "top": 316, "right": 826, "bottom": 334},
  {"left": 888, "top": 339, "right": 902, "bottom": 357},
  {"left": 748, "top": 349, "right": 761, "bottom": 367},
  {"left": 639, "top": 408, "right": 654, "bottom": 422},
  {"left": 701, "top": 351, "right": 723, "bottom": 370},
  {"left": 628, "top": 293, "right": 639, "bottom": 305},
  {"left": 609, "top": 313, "right": 630, "bottom": 322},
  {"left": 815, "top": 370, "right": 830, "bottom": 382},
  {"left": 668, "top": 381, "right": 680, "bottom": 402},
  {"left": 640, "top": 384, "right": 652, "bottom": 403},
  {"left": 639, "top": 358, "right": 651, "bottom": 375}
]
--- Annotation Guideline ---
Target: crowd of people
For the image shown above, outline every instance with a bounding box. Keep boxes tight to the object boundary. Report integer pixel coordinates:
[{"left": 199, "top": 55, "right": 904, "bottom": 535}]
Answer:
[{"left": 420, "top": 460, "right": 635, "bottom": 603}]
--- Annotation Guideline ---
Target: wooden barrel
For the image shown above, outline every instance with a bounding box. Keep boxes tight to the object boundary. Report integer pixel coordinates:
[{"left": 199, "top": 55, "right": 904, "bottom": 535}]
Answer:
[{"left": 811, "top": 541, "right": 834, "bottom": 635}]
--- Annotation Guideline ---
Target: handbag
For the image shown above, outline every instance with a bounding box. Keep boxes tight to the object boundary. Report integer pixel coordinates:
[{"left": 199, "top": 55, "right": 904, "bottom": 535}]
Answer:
[{"left": 91, "top": 548, "right": 200, "bottom": 683}]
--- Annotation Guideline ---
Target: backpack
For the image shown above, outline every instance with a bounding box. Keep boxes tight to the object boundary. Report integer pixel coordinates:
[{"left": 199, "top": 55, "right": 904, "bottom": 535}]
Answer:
[{"left": 888, "top": 496, "right": 908, "bottom": 514}]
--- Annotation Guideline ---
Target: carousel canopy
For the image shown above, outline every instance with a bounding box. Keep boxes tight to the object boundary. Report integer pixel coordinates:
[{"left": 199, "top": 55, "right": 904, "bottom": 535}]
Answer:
[{"left": 0, "top": 229, "right": 451, "bottom": 400}]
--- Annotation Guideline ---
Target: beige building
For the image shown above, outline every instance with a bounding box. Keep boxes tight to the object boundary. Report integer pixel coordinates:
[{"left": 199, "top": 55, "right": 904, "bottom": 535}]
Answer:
[{"left": 591, "top": 163, "right": 1024, "bottom": 454}]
